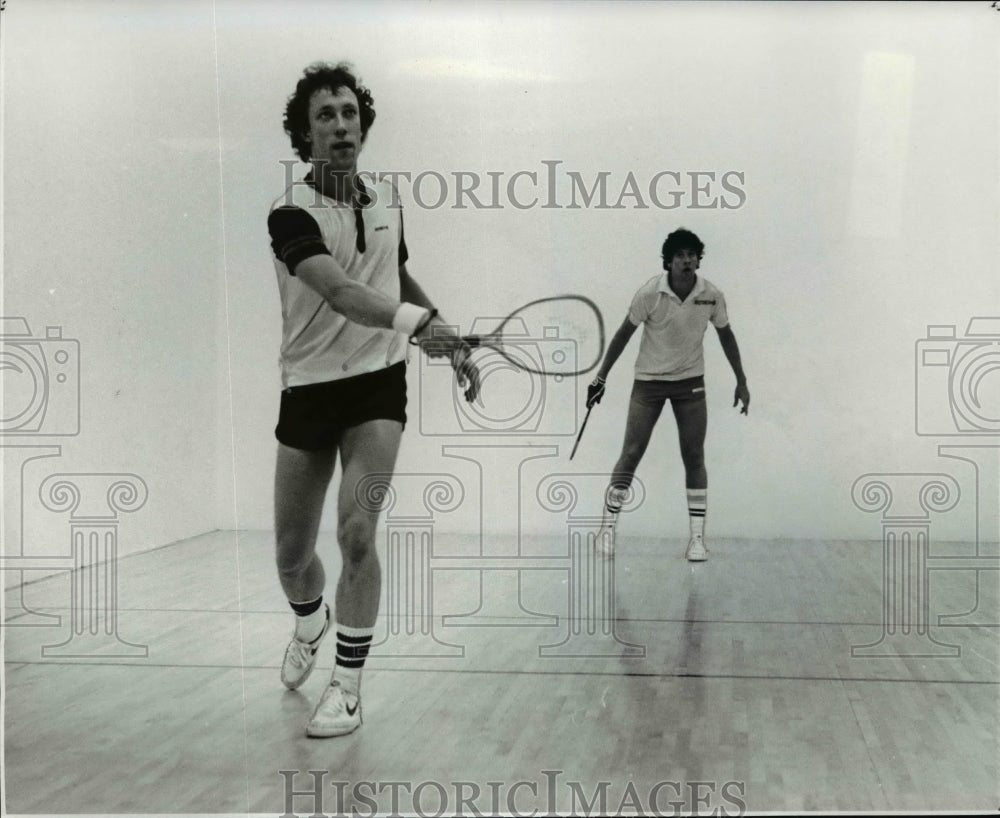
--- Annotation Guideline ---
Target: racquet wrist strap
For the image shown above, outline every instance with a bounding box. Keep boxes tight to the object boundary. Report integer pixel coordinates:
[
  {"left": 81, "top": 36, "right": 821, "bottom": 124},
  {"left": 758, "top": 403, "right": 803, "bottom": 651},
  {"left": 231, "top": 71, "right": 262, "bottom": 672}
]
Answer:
[
  {"left": 393, "top": 303, "right": 430, "bottom": 336},
  {"left": 413, "top": 308, "right": 438, "bottom": 337}
]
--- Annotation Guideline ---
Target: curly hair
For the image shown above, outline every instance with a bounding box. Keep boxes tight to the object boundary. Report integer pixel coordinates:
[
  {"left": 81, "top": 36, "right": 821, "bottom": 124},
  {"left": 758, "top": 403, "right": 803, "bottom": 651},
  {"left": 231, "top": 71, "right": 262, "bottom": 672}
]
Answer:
[
  {"left": 283, "top": 62, "right": 376, "bottom": 162},
  {"left": 661, "top": 227, "right": 705, "bottom": 267}
]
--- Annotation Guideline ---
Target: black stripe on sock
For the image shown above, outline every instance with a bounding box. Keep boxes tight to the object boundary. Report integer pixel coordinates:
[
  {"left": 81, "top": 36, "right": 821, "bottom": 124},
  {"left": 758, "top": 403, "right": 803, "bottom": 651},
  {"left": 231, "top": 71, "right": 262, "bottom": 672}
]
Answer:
[
  {"left": 337, "top": 631, "right": 373, "bottom": 644},
  {"left": 289, "top": 597, "right": 323, "bottom": 616},
  {"left": 337, "top": 642, "right": 371, "bottom": 661},
  {"left": 336, "top": 657, "right": 366, "bottom": 668},
  {"left": 336, "top": 632, "right": 372, "bottom": 666}
]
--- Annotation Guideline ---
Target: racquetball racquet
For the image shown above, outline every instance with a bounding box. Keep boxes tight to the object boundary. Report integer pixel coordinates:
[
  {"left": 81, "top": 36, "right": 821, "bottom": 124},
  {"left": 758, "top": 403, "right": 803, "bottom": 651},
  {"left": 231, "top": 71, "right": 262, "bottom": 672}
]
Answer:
[{"left": 455, "top": 294, "right": 605, "bottom": 377}]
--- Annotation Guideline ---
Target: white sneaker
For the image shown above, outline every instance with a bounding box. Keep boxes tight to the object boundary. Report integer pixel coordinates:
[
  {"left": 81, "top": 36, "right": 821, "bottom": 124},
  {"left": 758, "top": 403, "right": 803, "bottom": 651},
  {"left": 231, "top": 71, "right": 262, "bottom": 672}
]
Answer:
[
  {"left": 596, "top": 523, "right": 617, "bottom": 558},
  {"left": 306, "top": 681, "right": 362, "bottom": 738},
  {"left": 685, "top": 535, "right": 708, "bottom": 562},
  {"left": 596, "top": 487, "right": 626, "bottom": 558},
  {"left": 281, "top": 604, "right": 330, "bottom": 690}
]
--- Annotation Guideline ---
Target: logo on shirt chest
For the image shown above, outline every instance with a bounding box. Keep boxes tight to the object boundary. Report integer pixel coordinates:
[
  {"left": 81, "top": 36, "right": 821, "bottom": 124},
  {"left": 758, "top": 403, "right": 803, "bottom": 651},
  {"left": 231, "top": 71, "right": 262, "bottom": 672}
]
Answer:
[{"left": 693, "top": 299, "right": 716, "bottom": 306}]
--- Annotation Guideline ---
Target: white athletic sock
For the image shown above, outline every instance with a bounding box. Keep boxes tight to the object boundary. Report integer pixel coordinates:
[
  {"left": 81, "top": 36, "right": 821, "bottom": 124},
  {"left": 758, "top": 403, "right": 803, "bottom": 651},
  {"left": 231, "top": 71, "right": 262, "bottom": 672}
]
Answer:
[
  {"left": 688, "top": 488, "right": 707, "bottom": 539},
  {"left": 604, "top": 485, "right": 628, "bottom": 522},
  {"left": 291, "top": 598, "right": 327, "bottom": 643}
]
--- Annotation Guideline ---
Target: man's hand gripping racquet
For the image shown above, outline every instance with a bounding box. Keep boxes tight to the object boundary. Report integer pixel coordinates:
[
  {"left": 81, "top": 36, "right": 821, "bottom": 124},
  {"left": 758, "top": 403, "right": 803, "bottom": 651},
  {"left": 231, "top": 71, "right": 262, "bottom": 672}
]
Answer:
[
  {"left": 570, "top": 374, "right": 605, "bottom": 459},
  {"left": 415, "top": 312, "right": 481, "bottom": 403},
  {"left": 419, "top": 294, "right": 605, "bottom": 407}
]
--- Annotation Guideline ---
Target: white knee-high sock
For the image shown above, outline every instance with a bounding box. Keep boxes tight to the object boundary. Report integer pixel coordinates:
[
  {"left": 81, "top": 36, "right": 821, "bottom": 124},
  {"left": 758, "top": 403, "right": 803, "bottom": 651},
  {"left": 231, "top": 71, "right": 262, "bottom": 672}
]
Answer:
[{"left": 687, "top": 488, "right": 707, "bottom": 538}]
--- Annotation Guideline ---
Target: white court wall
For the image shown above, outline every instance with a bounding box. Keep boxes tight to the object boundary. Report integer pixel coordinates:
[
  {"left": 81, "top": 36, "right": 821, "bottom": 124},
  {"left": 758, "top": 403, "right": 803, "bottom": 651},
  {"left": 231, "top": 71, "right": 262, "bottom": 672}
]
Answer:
[
  {"left": 3, "top": 2, "right": 997, "bottom": 575},
  {"left": 2, "top": 1, "right": 227, "bottom": 577},
  {"left": 220, "top": 2, "right": 999, "bottom": 543}
]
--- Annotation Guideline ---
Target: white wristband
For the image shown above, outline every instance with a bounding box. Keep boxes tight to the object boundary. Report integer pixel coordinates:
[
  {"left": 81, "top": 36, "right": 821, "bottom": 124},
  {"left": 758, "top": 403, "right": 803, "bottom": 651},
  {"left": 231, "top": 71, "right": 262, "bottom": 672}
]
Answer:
[{"left": 392, "top": 303, "right": 429, "bottom": 336}]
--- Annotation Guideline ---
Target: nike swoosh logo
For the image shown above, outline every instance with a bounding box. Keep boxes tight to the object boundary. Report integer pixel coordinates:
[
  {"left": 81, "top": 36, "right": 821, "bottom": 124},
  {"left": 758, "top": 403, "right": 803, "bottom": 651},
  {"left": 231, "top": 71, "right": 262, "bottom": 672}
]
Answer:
[{"left": 346, "top": 699, "right": 360, "bottom": 717}]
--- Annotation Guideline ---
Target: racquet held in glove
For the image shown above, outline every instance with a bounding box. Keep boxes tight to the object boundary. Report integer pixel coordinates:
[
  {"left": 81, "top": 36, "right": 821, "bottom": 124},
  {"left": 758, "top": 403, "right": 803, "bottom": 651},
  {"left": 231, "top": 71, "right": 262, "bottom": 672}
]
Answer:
[{"left": 587, "top": 376, "right": 606, "bottom": 408}]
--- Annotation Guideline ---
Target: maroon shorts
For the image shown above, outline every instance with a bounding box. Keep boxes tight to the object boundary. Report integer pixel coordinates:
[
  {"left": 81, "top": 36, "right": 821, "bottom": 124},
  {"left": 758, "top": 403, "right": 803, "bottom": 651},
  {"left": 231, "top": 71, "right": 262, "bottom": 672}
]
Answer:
[{"left": 630, "top": 375, "right": 706, "bottom": 408}]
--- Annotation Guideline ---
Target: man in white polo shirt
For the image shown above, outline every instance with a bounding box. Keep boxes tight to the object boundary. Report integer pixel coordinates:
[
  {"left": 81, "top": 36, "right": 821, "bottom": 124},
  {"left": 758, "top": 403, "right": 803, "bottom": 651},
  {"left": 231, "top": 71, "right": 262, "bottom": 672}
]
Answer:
[
  {"left": 266, "top": 62, "right": 480, "bottom": 738},
  {"left": 587, "top": 227, "right": 749, "bottom": 561}
]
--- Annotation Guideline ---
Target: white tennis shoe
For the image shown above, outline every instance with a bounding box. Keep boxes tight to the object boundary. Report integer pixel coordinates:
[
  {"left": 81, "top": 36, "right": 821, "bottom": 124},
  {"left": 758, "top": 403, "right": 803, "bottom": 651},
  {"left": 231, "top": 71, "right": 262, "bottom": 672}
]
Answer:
[
  {"left": 685, "top": 534, "right": 708, "bottom": 562},
  {"left": 596, "top": 522, "right": 617, "bottom": 558},
  {"left": 306, "top": 681, "right": 362, "bottom": 738},
  {"left": 596, "top": 486, "right": 627, "bottom": 558},
  {"left": 281, "top": 604, "right": 330, "bottom": 690}
]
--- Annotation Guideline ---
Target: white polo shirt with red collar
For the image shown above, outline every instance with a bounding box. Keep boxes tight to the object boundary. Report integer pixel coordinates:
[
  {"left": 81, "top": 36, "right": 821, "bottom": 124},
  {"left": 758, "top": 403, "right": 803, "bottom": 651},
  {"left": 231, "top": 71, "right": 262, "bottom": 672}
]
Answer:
[{"left": 627, "top": 273, "right": 729, "bottom": 381}]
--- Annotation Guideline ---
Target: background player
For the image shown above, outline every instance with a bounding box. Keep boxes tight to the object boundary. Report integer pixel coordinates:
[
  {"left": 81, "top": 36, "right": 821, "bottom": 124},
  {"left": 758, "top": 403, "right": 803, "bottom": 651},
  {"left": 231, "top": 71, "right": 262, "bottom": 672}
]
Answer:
[
  {"left": 587, "top": 227, "right": 749, "bottom": 561},
  {"left": 267, "top": 62, "right": 479, "bottom": 738}
]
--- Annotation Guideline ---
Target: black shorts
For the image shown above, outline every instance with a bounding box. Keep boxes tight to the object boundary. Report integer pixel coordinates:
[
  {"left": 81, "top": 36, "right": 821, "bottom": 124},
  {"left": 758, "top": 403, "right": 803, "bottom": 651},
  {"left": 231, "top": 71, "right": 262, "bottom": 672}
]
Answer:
[
  {"left": 275, "top": 362, "right": 407, "bottom": 451},
  {"left": 631, "top": 375, "right": 706, "bottom": 407}
]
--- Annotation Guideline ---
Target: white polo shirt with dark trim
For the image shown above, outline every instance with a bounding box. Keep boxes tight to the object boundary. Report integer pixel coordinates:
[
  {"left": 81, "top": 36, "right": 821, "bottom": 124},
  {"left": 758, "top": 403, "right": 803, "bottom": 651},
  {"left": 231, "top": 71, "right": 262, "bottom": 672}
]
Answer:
[
  {"left": 628, "top": 273, "right": 729, "bottom": 381},
  {"left": 268, "top": 175, "right": 409, "bottom": 388}
]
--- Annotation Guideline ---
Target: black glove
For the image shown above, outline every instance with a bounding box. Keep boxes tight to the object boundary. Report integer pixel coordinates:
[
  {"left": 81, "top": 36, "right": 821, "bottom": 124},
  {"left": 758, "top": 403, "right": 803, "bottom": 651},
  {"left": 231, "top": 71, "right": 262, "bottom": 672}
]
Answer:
[{"left": 586, "top": 376, "right": 606, "bottom": 408}]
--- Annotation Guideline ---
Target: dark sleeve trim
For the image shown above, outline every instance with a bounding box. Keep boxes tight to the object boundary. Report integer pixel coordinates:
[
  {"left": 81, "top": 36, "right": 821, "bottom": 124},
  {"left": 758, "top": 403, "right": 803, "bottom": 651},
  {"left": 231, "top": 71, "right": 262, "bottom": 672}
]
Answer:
[{"left": 267, "top": 205, "right": 330, "bottom": 275}]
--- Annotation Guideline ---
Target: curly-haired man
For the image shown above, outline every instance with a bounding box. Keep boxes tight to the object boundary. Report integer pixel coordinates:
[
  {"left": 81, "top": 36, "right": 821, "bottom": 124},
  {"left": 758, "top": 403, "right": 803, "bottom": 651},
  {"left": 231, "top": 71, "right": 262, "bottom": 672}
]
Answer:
[{"left": 267, "top": 62, "right": 479, "bottom": 737}]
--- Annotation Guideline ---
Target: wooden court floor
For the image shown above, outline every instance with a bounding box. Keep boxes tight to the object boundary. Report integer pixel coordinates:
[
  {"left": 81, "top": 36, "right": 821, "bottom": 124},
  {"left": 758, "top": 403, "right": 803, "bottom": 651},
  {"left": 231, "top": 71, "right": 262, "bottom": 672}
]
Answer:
[{"left": 3, "top": 529, "right": 998, "bottom": 815}]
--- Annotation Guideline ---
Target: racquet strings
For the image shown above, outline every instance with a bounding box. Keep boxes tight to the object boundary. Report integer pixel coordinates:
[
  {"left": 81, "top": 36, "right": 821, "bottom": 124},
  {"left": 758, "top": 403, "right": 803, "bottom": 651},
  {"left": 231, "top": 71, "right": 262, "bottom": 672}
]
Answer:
[{"left": 470, "top": 295, "right": 605, "bottom": 377}]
